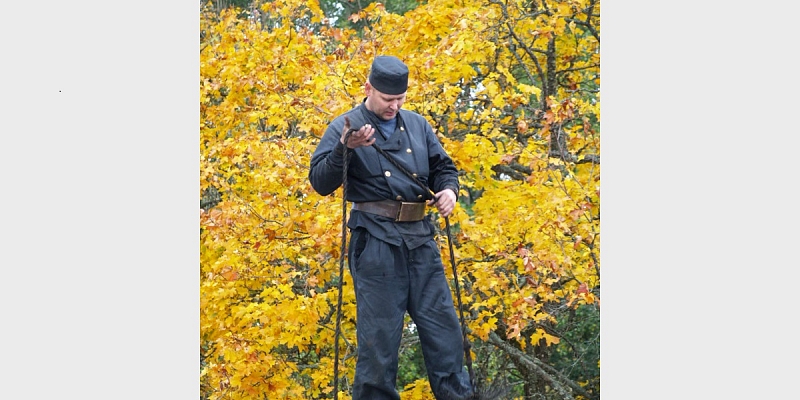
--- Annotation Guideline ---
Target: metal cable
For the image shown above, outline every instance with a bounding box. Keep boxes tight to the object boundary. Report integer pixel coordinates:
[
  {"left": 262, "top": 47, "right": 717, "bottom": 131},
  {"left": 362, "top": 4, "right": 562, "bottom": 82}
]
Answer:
[{"left": 333, "top": 129, "right": 355, "bottom": 400}]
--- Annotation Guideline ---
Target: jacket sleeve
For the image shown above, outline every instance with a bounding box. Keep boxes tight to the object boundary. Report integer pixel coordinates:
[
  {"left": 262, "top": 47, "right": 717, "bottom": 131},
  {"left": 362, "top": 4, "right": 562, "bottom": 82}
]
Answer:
[
  {"left": 308, "top": 118, "right": 347, "bottom": 196},
  {"left": 424, "top": 122, "right": 460, "bottom": 200}
]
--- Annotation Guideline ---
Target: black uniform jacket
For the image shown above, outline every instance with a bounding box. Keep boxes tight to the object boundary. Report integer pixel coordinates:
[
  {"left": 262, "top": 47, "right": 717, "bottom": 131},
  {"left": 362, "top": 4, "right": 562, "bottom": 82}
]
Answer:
[{"left": 309, "top": 102, "right": 460, "bottom": 249}]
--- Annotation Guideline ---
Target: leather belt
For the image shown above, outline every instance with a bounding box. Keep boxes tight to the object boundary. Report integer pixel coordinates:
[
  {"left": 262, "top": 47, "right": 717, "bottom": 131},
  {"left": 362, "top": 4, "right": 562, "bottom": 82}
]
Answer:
[{"left": 352, "top": 200, "right": 426, "bottom": 222}]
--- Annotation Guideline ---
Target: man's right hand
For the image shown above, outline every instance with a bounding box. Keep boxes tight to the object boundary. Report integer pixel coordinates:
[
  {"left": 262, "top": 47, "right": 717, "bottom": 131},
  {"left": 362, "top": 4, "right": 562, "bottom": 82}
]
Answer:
[{"left": 341, "top": 116, "right": 376, "bottom": 149}]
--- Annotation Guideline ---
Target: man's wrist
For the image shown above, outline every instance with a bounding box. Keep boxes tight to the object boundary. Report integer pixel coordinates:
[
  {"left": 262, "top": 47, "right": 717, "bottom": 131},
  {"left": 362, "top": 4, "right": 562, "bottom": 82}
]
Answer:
[
  {"left": 443, "top": 186, "right": 458, "bottom": 201},
  {"left": 333, "top": 141, "right": 345, "bottom": 155}
]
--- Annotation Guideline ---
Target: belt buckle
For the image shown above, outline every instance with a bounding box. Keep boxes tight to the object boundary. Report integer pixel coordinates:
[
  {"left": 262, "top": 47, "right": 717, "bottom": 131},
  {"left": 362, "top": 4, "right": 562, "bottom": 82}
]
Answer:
[{"left": 396, "top": 202, "right": 422, "bottom": 222}]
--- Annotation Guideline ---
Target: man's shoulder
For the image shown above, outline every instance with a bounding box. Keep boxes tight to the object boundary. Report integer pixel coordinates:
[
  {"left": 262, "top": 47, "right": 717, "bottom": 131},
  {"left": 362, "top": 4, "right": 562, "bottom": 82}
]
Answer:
[
  {"left": 399, "top": 108, "right": 423, "bottom": 118},
  {"left": 399, "top": 109, "right": 428, "bottom": 125}
]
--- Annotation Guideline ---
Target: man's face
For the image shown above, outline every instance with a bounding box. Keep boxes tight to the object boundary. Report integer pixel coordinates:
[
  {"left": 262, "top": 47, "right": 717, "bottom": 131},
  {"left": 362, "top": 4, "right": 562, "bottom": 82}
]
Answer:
[{"left": 365, "top": 83, "right": 406, "bottom": 121}]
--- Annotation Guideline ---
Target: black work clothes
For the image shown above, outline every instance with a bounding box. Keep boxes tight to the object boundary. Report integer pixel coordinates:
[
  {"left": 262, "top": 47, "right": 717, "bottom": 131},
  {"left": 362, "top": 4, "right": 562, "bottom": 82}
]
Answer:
[
  {"left": 308, "top": 103, "right": 473, "bottom": 399},
  {"left": 348, "top": 229, "right": 474, "bottom": 400}
]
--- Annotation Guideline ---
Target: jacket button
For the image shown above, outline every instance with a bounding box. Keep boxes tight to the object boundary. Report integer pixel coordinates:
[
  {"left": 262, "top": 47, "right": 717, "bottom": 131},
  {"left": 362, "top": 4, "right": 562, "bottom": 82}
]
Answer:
[
  {"left": 417, "top": 195, "right": 423, "bottom": 199},
  {"left": 412, "top": 173, "right": 417, "bottom": 177},
  {"left": 396, "top": 195, "right": 403, "bottom": 201},
  {"left": 384, "top": 171, "right": 391, "bottom": 177},
  {"left": 400, "top": 126, "right": 405, "bottom": 131},
  {"left": 406, "top": 148, "right": 412, "bottom": 153}
]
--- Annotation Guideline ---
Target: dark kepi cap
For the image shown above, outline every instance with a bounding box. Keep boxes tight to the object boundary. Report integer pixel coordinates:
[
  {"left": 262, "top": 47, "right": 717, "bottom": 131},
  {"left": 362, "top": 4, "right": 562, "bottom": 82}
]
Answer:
[{"left": 368, "top": 55, "right": 409, "bottom": 95}]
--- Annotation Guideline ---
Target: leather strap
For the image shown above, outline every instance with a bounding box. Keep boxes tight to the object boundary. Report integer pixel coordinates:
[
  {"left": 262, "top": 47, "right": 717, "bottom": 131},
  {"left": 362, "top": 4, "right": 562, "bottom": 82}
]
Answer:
[{"left": 352, "top": 200, "right": 426, "bottom": 221}]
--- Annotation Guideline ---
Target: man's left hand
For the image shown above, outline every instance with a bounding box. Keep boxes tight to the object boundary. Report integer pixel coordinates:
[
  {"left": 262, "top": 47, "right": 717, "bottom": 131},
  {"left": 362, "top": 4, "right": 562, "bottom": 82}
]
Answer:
[{"left": 429, "top": 188, "right": 457, "bottom": 218}]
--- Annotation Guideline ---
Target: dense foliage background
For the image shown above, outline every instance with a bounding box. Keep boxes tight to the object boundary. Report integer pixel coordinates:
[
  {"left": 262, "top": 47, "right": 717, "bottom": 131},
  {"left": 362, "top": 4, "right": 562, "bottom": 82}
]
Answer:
[{"left": 200, "top": 0, "right": 600, "bottom": 398}]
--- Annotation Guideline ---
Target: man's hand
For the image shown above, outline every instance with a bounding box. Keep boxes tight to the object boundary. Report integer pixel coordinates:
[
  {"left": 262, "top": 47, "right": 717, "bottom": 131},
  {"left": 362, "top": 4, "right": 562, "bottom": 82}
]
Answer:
[
  {"left": 429, "top": 188, "right": 457, "bottom": 217},
  {"left": 341, "top": 116, "right": 375, "bottom": 149}
]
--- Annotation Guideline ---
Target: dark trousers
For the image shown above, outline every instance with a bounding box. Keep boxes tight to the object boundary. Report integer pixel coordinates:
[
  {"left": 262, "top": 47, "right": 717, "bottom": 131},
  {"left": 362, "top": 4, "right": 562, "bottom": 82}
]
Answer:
[{"left": 348, "top": 228, "right": 474, "bottom": 400}]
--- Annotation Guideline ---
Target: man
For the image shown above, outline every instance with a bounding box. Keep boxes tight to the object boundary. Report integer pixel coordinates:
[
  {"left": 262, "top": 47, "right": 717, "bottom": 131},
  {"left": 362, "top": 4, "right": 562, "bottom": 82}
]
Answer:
[{"left": 308, "top": 55, "right": 474, "bottom": 400}]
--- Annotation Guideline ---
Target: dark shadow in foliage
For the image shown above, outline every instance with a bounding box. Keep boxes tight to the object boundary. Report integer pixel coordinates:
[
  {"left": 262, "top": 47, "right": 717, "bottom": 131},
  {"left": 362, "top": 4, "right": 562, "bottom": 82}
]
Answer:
[{"left": 201, "top": 185, "right": 222, "bottom": 210}]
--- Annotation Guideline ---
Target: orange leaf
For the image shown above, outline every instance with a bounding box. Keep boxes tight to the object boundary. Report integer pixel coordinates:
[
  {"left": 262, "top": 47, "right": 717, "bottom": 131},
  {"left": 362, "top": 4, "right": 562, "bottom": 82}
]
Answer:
[
  {"left": 576, "top": 282, "right": 588, "bottom": 295},
  {"left": 220, "top": 266, "right": 239, "bottom": 281},
  {"left": 516, "top": 119, "right": 528, "bottom": 134}
]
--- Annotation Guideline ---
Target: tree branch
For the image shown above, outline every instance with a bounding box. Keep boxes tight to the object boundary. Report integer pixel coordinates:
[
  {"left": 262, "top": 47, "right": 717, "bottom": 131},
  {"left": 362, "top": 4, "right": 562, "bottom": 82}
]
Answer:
[
  {"left": 565, "top": 17, "right": 599, "bottom": 43},
  {"left": 488, "top": 331, "right": 574, "bottom": 399},
  {"left": 576, "top": 154, "right": 599, "bottom": 164},
  {"left": 491, "top": 162, "right": 531, "bottom": 181},
  {"left": 488, "top": 331, "right": 597, "bottom": 400},
  {"left": 489, "top": 0, "right": 549, "bottom": 106}
]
